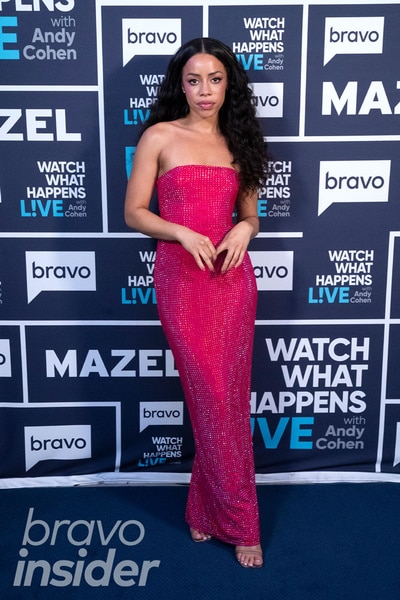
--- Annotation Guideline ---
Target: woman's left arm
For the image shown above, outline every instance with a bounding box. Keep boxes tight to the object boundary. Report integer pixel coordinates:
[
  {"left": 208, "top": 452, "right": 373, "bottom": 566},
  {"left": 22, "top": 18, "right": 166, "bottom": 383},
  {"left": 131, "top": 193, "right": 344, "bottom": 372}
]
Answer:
[{"left": 215, "top": 189, "right": 259, "bottom": 273}]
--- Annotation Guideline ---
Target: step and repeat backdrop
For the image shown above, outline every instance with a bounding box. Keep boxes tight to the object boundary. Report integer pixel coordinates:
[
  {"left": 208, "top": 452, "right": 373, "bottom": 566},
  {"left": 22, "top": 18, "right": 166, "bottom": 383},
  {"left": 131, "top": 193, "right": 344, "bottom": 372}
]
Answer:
[{"left": 0, "top": 0, "right": 399, "bottom": 486}]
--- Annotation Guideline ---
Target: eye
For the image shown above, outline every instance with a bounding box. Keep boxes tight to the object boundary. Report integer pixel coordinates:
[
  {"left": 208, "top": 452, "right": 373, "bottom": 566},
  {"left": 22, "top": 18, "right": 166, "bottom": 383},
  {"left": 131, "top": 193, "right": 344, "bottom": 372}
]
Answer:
[
  {"left": 187, "top": 78, "right": 198, "bottom": 86},
  {"left": 211, "top": 77, "right": 223, "bottom": 83}
]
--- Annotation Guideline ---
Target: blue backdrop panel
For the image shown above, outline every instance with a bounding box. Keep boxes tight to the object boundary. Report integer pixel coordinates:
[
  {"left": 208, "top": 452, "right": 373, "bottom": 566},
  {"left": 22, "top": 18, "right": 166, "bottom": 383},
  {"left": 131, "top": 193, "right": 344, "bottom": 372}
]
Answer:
[
  {"left": 209, "top": 4, "right": 303, "bottom": 137},
  {"left": 390, "top": 235, "right": 400, "bottom": 318},
  {"left": 0, "top": 91, "right": 102, "bottom": 233},
  {"left": 252, "top": 322, "right": 383, "bottom": 473},
  {"left": 0, "top": 0, "right": 399, "bottom": 485},
  {"left": 0, "top": 404, "right": 118, "bottom": 478},
  {"left": 22, "top": 322, "right": 194, "bottom": 475},
  {"left": 0, "top": 237, "right": 161, "bottom": 320},
  {"left": 101, "top": 4, "right": 203, "bottom": 232},
  {"left": 0, "top": 0, "right": 97, "bottom": 86},
  {"left": 306, "top": 3, "right": 400, "bottom": 136}
]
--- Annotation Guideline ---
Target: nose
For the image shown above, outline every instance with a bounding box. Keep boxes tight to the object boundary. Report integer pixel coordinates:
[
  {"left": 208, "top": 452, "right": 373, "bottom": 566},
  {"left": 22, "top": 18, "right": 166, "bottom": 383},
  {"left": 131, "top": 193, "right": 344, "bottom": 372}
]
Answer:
[{"left": 199, "top": 80, "right": 211, "bottom": 95}]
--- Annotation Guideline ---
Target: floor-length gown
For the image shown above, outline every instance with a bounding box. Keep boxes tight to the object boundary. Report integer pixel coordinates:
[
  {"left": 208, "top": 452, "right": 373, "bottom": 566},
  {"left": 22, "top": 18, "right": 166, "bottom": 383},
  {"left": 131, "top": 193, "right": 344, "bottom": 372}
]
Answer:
[{"left": 154, "top": 164, "right": 260, "bottom": 546}]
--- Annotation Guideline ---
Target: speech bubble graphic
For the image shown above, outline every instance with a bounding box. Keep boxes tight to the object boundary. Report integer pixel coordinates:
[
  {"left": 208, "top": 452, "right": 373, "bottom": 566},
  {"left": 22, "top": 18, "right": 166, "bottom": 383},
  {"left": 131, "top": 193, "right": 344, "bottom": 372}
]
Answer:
[
  {"left": 25, "top": 251, "right": 96, "bottom": 303},
  {"left": 122, "top": 18, "right": 181, "bottom": 66},
  {"left": 249, "top": 251, "right": 294, "bottom": 291},
  {"left": 324, "top": 16, "right": 384, "bottom": 66},
  {"left": 24, "top": 424, "right": 92, "bottom": 471},
  {"left": 139, "top": 401, "right": 183, "bottom": 432},
  {"left": 318, "top": 160, "right": 391, "bottom": 216},
  {"left": 394, "top": 422, "right": 400, "bottom": 467},
  {"left": 126, "top": 146, "right": 136, "bottom": 179},
  {"left": 0, "top": 339, "right": 11, "bottom": 377},
  {"left": 251, "top": 82, "right": 284, "bottom": 118}
]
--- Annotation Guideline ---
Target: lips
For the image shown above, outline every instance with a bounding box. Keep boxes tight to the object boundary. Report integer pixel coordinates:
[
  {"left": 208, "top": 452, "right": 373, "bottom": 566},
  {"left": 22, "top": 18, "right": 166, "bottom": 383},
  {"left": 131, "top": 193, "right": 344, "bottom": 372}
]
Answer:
[{"left": 198, "top": 102, "right": 214, "bottom": 110}]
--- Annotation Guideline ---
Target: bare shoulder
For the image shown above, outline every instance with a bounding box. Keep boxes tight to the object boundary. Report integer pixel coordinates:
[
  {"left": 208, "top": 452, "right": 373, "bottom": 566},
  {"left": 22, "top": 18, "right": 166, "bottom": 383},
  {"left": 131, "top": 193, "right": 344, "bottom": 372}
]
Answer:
[
  {"left": 133, "top": 123, "right": 171, "bottom": 166},
  {"left": 140, "top": 121, "right": 176, "bottom": 144}
]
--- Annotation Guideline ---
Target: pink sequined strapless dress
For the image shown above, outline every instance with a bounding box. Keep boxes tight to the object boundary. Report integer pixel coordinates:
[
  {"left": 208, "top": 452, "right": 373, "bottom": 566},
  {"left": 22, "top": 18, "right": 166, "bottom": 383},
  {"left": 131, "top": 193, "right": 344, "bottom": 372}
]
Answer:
[{"left": 155, "top": 165, "right": 259, "bottom": 546}]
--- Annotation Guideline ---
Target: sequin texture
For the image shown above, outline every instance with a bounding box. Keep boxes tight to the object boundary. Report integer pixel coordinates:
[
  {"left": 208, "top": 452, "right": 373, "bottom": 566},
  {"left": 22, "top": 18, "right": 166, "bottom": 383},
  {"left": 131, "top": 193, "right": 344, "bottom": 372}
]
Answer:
[{"left": 155, "top": 165, "right": 259, "bottom": 546}]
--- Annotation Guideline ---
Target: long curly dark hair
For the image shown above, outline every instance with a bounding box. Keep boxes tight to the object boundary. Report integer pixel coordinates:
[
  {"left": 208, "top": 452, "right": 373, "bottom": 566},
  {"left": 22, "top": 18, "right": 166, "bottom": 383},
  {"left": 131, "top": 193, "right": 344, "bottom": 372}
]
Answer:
[{"left": 141, "top": 37, "right": 270, "bottom": 192}]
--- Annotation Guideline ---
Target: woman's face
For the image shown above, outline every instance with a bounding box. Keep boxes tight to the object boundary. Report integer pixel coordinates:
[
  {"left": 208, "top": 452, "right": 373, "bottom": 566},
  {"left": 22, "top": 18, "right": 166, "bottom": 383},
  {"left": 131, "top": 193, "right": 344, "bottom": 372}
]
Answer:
[{"left": 181, "top": 53, "right": 228, "bottom": 120}]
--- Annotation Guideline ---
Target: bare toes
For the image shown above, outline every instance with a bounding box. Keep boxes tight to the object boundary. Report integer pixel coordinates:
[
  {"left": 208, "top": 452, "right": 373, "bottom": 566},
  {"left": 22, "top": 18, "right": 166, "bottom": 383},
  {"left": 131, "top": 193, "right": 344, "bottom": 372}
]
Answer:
[
  {"left": 235, "top": 544, "right": 263, "bottom": 568},
  {"left": 190, "top": 528, "right": 212, "bottom": 542}
]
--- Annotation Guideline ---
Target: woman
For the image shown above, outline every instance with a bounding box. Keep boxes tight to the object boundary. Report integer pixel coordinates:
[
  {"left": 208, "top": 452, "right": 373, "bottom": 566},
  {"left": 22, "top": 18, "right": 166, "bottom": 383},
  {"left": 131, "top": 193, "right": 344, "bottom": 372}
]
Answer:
[{"left": 125, "top": 37, "right": 269, "bottom": 568}]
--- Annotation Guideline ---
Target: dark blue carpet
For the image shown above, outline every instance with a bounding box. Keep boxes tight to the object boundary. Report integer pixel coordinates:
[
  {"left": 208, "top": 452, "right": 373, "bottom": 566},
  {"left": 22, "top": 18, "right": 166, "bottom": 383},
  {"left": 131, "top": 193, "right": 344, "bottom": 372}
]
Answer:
[{"left": 0, "top": 483, "right": 398, "bottom": 599}]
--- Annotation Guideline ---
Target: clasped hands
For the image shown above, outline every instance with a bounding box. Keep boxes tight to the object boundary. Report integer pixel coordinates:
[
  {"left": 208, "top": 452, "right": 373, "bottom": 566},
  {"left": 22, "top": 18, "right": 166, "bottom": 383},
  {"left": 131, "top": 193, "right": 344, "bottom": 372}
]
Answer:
[{"left": 179, "top": 221, "right": 253, "bottom": 274}]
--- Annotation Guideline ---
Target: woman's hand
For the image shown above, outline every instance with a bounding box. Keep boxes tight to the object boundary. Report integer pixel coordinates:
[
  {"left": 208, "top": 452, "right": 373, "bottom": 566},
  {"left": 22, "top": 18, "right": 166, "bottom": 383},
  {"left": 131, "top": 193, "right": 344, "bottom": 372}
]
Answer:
[
  {"left": 177, "top": 228, "right": 217, "bottom": 271},
  {"left": 215, "top": 220, "right": 254, "bottom": 274}
]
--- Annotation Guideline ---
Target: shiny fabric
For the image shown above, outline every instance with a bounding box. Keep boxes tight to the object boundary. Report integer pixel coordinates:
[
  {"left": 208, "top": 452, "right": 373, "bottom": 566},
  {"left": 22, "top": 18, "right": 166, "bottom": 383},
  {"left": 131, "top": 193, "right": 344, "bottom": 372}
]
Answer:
[{"left": 155, "top": 165, "right": 259, "bottom": 546}]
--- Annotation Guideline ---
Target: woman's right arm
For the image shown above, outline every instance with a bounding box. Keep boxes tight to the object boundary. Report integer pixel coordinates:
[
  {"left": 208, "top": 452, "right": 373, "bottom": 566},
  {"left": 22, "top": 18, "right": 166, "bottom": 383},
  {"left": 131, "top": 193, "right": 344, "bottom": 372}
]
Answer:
[
  {"left": 124, "top": 127, "right": 180, "bottom": 240},
  {"left": 124, "top": 127, "right": 216, "bottom": 271}
]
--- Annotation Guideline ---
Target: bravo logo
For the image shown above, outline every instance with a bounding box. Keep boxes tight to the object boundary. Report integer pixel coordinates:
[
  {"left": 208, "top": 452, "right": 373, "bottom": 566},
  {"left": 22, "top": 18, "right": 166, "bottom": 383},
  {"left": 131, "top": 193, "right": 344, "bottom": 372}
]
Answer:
[
  {"left": 251, "top": 82, "right": 283, "bottom": 118},
  {"left": 318, "top": 160, "right": 391, "bottom": 215},
  {"left": 0, "top": 339, "right": 11, "bottom": 377},
  {"left": 324, "top": 16, "right": 384, "bottom": 65},
  {"left": 24, "top": 424, "right": 91, "bottom": 471},
  {"left": 249, "top": 251, "right": 294, "bottom": 291},
  {"left": 25, "top": 251, "right": 96, "bottom": 303},
  {"left": 122, "top": 18, "right": 181, "bottom": 66},
  {"left": 139, "top": 402, "right": 183, "bottom": 432}
]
